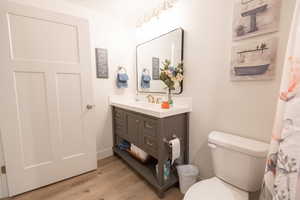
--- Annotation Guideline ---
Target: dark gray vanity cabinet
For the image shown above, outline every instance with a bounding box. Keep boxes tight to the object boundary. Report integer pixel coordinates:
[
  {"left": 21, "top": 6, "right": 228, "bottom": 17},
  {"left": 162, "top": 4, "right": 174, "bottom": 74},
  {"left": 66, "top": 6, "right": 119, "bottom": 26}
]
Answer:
[
  {"left": 126, "top": 113, "right": 141, "bottom": 145},
  {"left": 112, "top": 106, "right": 189, "bottom": 198}
]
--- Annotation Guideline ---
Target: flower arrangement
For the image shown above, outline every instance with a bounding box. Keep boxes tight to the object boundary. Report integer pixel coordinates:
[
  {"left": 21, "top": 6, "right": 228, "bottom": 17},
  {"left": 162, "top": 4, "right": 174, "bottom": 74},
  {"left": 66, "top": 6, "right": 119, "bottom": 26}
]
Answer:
[
  {"left": 160, "top": 59, "right": 184, "bottom": 91},
  {"left": 160, "top": 59, "right": 184, "bottom": 105}
]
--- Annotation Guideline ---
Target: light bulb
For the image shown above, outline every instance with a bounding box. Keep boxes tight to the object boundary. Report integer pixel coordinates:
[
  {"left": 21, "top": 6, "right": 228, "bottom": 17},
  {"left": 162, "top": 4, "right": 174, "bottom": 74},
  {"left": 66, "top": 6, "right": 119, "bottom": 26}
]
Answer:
[{"left": 136, "top": 0, "right": 180, "bottom": 27}]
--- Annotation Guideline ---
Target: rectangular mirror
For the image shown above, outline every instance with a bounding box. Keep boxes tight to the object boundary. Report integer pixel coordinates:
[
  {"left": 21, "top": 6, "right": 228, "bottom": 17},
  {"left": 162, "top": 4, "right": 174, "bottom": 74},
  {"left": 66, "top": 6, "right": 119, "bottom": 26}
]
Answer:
[{"left": 136, "top": 28, "right": 184, "bottom": 94}]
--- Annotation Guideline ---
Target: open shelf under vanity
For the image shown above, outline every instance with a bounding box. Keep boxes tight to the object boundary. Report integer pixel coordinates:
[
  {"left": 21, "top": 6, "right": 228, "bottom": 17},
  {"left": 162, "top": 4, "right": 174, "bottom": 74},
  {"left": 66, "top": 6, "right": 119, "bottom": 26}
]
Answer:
[
  {"left": 111, "top": 106, "right": 189, "bottom": 198},
  {"left": 113, "top": 147, "right": 178, "bottom": 192}
]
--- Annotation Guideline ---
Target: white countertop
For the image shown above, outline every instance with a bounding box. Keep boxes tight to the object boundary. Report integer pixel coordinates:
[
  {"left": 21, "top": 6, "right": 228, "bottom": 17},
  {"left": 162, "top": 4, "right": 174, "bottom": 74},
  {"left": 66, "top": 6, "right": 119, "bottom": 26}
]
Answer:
[{"left": 109, "top": 95, "right": 192, "bottom": 118}]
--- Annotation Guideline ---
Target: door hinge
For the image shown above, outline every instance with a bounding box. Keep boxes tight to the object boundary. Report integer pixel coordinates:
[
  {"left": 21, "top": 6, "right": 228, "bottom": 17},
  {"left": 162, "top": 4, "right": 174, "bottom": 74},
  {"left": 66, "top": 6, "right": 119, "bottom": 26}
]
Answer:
[{"left": 1, "top": 166, "right": 6, "bottom": 174}]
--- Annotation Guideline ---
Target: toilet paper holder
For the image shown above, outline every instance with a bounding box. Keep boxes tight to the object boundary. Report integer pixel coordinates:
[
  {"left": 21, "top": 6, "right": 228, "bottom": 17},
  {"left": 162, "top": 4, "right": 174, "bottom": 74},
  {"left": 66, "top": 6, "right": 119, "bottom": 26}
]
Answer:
[{"left": 163, "top": 134, "right": 178, "bottom": 147}]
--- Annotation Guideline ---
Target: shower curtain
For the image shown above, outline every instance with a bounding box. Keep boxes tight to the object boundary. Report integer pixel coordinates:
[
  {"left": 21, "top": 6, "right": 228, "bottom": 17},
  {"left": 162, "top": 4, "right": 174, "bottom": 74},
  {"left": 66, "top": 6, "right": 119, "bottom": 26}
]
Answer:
[{"left": 260, "top": 2, "right": 300, "bottom": 200}]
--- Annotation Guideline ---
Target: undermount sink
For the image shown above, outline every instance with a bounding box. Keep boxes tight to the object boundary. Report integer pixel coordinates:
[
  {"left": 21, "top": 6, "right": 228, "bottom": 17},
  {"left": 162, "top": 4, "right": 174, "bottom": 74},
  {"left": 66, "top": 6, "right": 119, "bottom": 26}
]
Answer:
[{"left": 109, "top": 95, "right": 192, "bottom": 118}]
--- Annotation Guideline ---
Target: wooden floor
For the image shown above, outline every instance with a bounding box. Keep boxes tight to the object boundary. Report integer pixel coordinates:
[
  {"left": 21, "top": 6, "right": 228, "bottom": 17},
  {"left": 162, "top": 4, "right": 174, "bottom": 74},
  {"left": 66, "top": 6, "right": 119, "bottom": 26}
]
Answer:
[{"left": 7, "top": 156, "right": 183, "bottom": 200}]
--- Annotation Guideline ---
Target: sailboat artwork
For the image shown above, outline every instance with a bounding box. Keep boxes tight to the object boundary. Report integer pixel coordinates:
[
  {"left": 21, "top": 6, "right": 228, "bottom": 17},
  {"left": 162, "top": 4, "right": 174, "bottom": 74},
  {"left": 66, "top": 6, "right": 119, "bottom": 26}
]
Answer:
[
  {"left": 231, "top": 37, "right": 278, "bottom": 80},
  {"left": 233, "top": 0, "right": 281, "bottom": 40}
]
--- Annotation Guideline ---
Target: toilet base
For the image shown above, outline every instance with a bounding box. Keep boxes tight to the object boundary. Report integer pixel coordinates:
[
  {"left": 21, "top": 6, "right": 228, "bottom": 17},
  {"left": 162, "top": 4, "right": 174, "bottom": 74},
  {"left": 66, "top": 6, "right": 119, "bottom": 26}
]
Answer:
[{"left": 184, "top": 177, "right": 249, "bottom": 200}]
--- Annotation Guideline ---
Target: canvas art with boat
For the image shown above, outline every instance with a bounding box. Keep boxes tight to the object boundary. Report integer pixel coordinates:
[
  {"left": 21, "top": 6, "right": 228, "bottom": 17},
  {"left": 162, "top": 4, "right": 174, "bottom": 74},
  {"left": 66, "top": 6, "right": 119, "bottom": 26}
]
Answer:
[{"left": 231, "top": 37, "right": 277, "bottom": 80}]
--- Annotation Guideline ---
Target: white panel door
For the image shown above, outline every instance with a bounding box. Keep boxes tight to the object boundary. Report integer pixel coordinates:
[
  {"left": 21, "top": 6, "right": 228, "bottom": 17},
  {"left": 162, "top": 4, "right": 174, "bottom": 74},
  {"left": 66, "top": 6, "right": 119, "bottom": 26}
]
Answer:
[{"left": 0, "top": 1, "right": 96, "bottom": 196}]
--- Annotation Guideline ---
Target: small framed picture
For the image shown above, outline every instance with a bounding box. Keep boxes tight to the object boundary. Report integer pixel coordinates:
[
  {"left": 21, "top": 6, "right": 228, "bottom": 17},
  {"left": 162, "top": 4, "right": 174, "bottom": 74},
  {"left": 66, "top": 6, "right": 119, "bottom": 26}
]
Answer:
[
  {"left": 152, "top": 57, "right": 160, "bottom": 80},
  {"left": 95, "top": 48, "right": 109, "bottom": 79}
]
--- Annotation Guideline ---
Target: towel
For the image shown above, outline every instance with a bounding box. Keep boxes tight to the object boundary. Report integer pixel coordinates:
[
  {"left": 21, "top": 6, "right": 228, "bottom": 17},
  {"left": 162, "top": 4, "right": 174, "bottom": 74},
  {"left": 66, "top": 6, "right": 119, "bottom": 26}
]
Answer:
[
  {"left": 141, "top": 74, "right": 151, "bottom": 89},
  {"left": 117, "top": 73, "right": 129, "bottom": 88}
]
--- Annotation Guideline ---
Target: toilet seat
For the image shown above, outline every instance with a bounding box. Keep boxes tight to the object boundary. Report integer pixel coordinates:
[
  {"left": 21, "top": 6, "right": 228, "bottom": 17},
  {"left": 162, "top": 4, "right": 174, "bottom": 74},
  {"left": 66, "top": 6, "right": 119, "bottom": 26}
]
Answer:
[{"left": 183, "top": 177, "right": 249, "bottom": 200}]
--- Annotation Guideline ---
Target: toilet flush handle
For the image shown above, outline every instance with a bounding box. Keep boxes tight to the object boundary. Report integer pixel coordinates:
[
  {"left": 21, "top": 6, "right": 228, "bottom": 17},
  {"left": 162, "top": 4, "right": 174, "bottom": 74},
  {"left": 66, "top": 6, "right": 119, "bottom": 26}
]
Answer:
[{"left": 208, "top": 143, "right": 217, "bottom": 149}]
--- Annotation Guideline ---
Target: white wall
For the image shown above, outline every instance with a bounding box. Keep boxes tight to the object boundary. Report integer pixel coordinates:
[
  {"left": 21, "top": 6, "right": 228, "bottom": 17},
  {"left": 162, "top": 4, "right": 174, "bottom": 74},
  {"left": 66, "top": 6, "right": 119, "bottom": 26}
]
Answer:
[
  {"left": 134, "top": 0, "right": 296, "bottom": 178},
  {"left": 91, "top": 16, "right": 136, "bottom": 159},
  {"left": 182, "top": 0, "right": 296, "bottom": 178},
  {"left": 6, "top": 0, "right": 296, "bottom": 180}
]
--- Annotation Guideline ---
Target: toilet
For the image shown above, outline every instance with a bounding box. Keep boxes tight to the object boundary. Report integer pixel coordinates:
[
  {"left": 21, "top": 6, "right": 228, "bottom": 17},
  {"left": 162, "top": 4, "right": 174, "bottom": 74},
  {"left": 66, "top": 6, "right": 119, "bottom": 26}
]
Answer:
[{"left": 184, "top": 131, "right": 269, "bottom": 200}]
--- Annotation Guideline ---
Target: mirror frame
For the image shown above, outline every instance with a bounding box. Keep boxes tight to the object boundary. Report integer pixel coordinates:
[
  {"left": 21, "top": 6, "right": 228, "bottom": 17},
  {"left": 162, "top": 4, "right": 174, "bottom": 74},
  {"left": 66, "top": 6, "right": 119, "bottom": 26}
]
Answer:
[{"left": 136, "top": 28, "right": 184, "bottom": 94}]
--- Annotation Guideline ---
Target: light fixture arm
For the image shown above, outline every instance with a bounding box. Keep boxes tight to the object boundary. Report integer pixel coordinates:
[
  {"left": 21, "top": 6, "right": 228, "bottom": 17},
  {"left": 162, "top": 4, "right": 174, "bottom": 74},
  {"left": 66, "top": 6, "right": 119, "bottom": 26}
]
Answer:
[{"left": 136, "top": 0, "right": 179, "bottom": 28}]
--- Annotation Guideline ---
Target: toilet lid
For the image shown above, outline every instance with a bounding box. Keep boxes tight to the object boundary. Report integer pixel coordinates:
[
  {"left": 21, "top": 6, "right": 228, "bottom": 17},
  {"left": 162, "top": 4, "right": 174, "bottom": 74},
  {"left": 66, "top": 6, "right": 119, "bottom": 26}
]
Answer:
[{"left": 183, "top": 177, "right": 249, "bottom": 200}]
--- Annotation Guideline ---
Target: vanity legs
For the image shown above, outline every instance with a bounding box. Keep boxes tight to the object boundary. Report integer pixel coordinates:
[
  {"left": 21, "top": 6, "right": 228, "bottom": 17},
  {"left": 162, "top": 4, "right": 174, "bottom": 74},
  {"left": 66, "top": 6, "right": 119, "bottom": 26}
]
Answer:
[
  {"left": 157, "top": 190, "right": 165, "bottom": 199},
  {"left": 156, "top": 142, "right": 172, "bottom": 198}
]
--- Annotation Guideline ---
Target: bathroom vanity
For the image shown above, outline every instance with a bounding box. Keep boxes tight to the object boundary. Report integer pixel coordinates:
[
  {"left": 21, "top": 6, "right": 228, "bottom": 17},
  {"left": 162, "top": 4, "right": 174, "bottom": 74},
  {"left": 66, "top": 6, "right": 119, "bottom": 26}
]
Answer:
[{"left": 111, "top": 97, "right": 191, "bottom": 197}]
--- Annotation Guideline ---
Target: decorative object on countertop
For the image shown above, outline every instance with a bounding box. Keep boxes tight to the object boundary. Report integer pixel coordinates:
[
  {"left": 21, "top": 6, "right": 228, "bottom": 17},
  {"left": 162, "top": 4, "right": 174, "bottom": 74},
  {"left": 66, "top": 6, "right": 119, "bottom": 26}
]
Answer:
[
  {"left": 116, "top": 66, "right": 129, "bottom": 88},
  {"left": 167, "top": 89, "right": 173, "bottom": 105},
  {"left": 141, "top": 68, "right": 151, "bottom": 89},
  {"left": 233, "top": 0, "right": 281, "bottom": 41},
  {"left": 95, "top": 48, "right": 109, "bottom": 78},
  {"left": 160, "top": 59, "right": 184, "bottom": 105},
  {"left": 161, "top": 101, "right": 170, "bottom": 109}
]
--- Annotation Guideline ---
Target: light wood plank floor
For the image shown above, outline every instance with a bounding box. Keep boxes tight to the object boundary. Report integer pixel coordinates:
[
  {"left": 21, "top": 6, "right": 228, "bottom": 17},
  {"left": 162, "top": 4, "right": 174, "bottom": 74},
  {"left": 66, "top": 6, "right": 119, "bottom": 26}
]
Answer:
[{"left": 7, "top": 156, "right": 183, "bottom": 200}]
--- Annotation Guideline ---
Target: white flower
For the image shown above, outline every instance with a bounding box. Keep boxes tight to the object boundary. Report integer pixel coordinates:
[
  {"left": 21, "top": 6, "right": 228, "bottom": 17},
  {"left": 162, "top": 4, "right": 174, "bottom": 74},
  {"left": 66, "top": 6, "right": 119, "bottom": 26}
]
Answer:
[
  {"left": 174, "top": 81, "right": 180, "bottom": 89},
  {"left": 176, "top": 74, "right": 184, "bottom": 82},
  {"left": 166, "top": 70, "right": 173, "bottom": 78}
]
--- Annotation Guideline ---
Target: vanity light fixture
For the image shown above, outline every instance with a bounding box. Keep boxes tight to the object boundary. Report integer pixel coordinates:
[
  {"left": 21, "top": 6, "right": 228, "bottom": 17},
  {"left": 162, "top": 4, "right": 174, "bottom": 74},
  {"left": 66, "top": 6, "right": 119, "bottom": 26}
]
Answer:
[{"left": 136, "top": 0, "right": 179, "bottom": 28}]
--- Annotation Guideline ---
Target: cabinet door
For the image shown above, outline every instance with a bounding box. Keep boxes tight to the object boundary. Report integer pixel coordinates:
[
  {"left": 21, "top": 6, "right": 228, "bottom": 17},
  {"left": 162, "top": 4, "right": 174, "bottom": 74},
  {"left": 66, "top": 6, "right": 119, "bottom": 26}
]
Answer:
[
  {"left": 113, "top": 108, "right": 126, "bottom": 137},
  {"left": 140, "top": 118, "right": 158, "bottom": 158},
  {"left": 125, "top": 113, "right": 141, "bottom": 145}
]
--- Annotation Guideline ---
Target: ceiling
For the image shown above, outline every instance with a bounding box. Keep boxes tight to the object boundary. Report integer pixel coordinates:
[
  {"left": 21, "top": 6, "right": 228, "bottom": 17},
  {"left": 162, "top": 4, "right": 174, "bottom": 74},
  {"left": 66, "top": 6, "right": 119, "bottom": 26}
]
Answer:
[{"left": 66, "top": 0, "right": 163, "bottom": 25}]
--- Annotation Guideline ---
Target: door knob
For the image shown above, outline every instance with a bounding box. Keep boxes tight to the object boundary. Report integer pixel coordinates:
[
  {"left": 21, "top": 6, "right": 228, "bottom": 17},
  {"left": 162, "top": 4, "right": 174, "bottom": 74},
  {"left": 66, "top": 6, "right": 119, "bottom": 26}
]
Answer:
[{"left": 86, "top": 104, "right": 95, "bottom": 110}]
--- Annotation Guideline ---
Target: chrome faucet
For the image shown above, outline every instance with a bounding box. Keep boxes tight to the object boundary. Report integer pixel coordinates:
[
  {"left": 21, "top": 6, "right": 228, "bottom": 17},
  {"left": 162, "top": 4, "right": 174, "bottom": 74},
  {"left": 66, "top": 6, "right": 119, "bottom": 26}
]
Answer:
[
  {"left": 156, "top": 97, "right": 162, "bottom": 104},
  {"left": 146, "top": 95, "right": 155, "bottom": 103}
]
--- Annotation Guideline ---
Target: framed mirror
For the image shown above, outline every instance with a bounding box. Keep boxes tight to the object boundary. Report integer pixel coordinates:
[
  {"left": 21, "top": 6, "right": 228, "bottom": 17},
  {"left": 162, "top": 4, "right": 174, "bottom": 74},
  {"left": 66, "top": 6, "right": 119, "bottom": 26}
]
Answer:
[{"left": 136, "top": 28, "right": 184, "bottom": 94}]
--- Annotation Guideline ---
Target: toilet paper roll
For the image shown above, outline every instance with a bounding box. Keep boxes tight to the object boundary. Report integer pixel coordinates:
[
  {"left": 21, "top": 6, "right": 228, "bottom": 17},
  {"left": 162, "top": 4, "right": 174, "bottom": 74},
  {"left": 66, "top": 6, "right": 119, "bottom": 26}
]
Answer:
[{"left": 169, "top": 138, "right": 180, "bottom": 164}]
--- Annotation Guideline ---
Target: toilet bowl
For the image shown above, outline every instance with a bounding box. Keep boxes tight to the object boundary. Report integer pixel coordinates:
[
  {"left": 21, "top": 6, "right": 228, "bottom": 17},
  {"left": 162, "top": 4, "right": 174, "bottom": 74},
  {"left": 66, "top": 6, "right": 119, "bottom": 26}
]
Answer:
[
  {"left": 184, "top": 178, "right": 248, "bottom": 200},
  {"left": 184, "top": 131, "right": 269, "bottom": 200}
]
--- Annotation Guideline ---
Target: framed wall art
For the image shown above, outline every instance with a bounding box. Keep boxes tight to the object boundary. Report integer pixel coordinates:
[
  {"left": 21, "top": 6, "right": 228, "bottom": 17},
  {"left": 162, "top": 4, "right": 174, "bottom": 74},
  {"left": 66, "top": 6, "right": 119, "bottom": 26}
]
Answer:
[
  {"left": 95, "top": 48, "right": 109, "bottom": 79},
  {"left": 233, "top": 0, "right": 282, "bottom": 41},
  {"left": 231, "top": 37, "right": 278, "bottom": 81}
]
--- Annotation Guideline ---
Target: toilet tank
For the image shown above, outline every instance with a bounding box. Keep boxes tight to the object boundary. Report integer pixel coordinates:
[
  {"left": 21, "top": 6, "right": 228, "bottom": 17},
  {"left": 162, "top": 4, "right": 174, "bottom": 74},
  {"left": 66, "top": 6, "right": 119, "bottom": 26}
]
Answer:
[{"left": 208, "top": 131, "right": 269, "bottom": 192}]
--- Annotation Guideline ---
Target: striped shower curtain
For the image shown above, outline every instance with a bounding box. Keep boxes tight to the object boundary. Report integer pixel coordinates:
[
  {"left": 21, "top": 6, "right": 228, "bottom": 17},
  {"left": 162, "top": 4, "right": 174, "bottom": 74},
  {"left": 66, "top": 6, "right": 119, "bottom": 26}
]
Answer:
[{"left": 260, "top": 2, "right": 300, "bottom": 200}]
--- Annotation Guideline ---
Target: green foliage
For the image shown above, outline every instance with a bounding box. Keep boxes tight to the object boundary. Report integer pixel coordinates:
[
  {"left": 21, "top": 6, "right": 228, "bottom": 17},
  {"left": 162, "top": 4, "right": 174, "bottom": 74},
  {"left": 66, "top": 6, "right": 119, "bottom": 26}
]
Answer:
[{"left": 160, "top": 59, "right": 184, "bottom": 90}]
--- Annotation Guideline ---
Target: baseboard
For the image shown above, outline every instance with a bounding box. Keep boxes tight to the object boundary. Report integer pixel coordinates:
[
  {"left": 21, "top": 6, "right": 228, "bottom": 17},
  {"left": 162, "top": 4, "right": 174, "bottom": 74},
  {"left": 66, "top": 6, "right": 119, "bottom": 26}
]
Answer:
[{"left": 97, "top": 148, "right": 113, "bottom": 160}]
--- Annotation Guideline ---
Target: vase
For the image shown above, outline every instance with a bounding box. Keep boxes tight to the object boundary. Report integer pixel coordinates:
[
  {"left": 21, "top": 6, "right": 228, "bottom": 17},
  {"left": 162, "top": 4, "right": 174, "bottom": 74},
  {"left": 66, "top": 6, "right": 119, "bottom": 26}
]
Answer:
[{"left": 167, "top": 88, "right": 173, "bottom": 105}]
